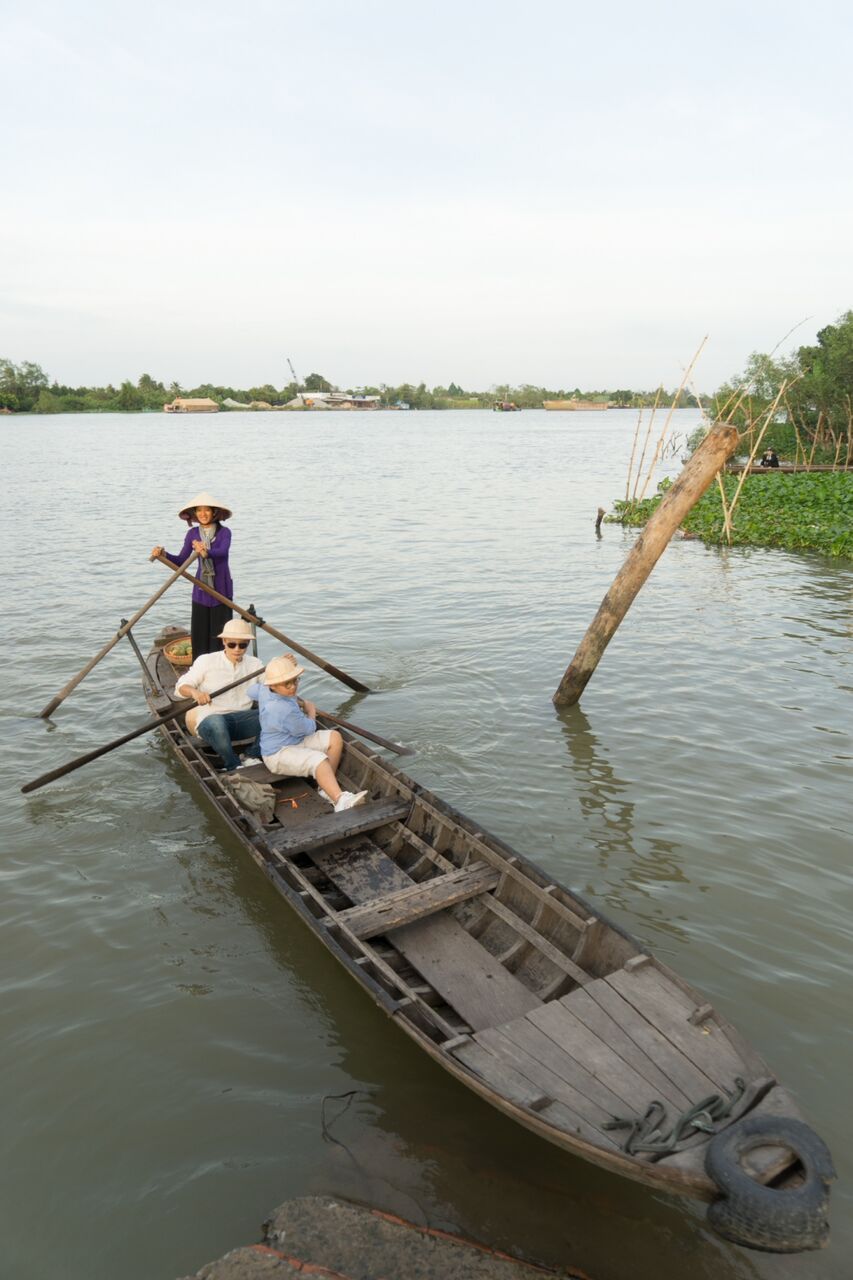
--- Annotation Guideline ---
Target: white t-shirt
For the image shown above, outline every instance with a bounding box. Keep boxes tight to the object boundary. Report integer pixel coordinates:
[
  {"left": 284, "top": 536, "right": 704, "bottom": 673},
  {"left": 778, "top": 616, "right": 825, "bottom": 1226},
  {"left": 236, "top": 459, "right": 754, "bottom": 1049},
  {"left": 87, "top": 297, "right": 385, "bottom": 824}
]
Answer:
[{"left": 176, "top": 649, "right": 263, "bottom": 727}]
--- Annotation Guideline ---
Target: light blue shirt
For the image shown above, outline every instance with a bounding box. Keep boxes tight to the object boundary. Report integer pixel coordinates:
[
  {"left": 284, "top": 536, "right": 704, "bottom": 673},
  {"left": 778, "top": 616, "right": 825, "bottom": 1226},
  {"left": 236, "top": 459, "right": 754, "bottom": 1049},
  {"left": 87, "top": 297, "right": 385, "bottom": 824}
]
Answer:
[{"left": 247, "top": 683, "right": 316, "bottom": 756}]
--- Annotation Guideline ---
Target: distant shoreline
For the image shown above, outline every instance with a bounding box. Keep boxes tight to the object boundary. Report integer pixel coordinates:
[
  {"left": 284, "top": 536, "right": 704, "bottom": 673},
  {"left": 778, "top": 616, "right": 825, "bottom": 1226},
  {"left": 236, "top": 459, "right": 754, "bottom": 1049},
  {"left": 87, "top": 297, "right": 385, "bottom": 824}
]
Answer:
[{"left": 0, "top": 403, "right": 704, "bottom": 417}]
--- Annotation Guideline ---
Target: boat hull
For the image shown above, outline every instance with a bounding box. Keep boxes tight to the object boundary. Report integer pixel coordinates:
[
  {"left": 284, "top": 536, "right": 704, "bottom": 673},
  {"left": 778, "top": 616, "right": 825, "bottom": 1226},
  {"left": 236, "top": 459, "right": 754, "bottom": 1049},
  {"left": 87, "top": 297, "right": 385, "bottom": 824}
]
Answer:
[{"left": 141, "top": 626, "right": 831, "bottom": 1249}]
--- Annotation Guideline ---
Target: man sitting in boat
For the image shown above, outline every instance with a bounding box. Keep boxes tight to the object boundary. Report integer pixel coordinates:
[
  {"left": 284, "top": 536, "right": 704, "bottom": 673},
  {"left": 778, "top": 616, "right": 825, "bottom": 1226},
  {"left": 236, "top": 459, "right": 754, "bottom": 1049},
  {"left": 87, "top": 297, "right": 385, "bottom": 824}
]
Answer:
[
  {"left": 175, "top": 619, "right": 263, "bottom": 772},
  {"left": 247, "top": 655, "right": 367, "bottom": 813}
]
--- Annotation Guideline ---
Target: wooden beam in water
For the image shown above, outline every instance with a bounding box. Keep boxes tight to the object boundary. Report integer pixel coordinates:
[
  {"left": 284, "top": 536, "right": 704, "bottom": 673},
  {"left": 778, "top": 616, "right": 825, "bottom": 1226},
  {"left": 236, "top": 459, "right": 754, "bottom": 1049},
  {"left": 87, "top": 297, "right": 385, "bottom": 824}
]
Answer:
[{"left": 553, "top": 421, "right": 739, "bottom": 706}]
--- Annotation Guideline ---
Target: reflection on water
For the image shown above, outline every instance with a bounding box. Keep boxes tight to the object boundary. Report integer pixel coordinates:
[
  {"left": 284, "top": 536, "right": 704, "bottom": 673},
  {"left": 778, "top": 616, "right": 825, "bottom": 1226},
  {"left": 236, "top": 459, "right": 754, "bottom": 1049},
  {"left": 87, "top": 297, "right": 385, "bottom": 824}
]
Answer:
[
  {"left": 2, "top": 410, "right": 851, "bottom": 1280},
  {"left": 556, "top": 705, "right": 691, "bottom": 949}
]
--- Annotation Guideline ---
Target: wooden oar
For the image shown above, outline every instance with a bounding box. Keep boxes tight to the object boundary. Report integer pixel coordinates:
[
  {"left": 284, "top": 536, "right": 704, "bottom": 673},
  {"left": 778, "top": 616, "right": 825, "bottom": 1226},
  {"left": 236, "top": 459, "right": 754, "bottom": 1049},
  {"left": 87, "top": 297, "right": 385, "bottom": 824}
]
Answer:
[
  {"left": 38, "top": 551, "right": 199, "bottom": 719},
  {"left": 22, "top": 664, "right": 264, "bottom": 795},
  {"left": 152, "top": 553, "right": 371, "bottom": 694},
  {"left": 314, "top": 710, "right": 414, "bottom": 757}
]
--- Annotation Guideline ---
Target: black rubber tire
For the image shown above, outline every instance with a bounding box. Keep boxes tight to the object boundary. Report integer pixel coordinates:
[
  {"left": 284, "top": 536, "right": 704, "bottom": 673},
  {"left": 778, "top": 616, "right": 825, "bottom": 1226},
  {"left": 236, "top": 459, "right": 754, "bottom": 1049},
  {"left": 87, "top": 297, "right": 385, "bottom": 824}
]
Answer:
[{"left": 706, "top": 1115, "right": 835, "bottom": 1253}]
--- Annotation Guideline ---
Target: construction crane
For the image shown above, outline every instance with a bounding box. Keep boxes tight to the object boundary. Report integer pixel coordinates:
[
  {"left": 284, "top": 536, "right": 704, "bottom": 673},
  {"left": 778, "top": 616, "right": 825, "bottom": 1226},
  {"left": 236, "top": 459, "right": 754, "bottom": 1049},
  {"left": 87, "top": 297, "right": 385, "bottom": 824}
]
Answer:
[{"left": 287, "top": 358, "right": 301, "bottom": 397}]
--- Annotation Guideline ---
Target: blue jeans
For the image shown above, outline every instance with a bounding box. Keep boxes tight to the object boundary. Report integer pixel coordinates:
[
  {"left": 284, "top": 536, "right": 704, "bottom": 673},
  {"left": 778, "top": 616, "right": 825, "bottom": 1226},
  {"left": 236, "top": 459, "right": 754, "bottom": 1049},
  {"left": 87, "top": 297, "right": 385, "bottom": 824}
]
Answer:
[{"left": 197, "top": 709, "right": 261, "bottom": 771}]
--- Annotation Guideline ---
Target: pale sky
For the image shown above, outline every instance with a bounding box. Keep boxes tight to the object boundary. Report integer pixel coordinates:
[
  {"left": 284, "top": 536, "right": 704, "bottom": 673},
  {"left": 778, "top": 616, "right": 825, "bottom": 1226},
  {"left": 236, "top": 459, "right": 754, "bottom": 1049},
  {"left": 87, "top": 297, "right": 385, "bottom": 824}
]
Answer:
[{"left": 2, "top": 0, "right": 851, "bottom": 392}]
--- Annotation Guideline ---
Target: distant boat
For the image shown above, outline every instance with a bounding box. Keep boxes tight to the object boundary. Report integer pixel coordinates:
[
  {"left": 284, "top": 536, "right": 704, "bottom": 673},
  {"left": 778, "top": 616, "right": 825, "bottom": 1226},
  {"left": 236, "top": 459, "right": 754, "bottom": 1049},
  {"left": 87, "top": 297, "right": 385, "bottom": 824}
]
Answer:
[
  {"left": 493, "top": 401, "right": 521, "bottom": 412},
  {"left": 164, "top": 397, "right": 219, "bottom": 414},
  {"left": 543, "top": 400, "right": 609, "bottom": 411}
]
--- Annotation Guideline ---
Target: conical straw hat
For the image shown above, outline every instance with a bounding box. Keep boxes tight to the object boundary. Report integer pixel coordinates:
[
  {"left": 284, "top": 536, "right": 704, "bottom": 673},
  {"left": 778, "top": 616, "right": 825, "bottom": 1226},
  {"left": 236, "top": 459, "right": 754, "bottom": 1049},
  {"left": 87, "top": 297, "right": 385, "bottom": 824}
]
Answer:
[{"left": 178, "top": 492, "right": 233, "bottom": 522}]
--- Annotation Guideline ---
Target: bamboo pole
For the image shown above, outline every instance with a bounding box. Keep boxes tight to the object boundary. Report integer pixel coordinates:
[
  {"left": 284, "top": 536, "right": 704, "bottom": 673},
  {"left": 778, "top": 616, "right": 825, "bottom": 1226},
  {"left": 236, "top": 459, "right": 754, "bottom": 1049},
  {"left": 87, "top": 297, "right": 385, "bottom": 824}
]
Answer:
[
  {"left": 625, "top": 408, "right": 643, "bottom": 503},
  {"left": 38, "top": 552, "right": 199, "bottom": 719},
  {"left": 722, "top": 381, "right": 790, "bottom": 529},
  {"left": 637, "top": 337, "right": 708, "bottom": 502},
  {"left": 552, "top": 422, "right": 739, "bottom": 707},
  {"left": 631, "top": 389, "right": 660, "bottom": 500},
  {"left": 714, "top": 471, "right": 733, "bottom": 543}
]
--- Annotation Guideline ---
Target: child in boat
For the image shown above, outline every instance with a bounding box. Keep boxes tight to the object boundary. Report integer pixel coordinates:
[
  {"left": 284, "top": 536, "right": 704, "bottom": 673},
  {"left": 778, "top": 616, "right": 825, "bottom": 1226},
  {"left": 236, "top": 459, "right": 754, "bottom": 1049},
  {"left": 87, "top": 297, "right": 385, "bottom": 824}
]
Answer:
[
  {"left": 150, "top": 491, "right": 234, "bottom": 657},
  {"left": 247, "top": 655, "right": 367, "bottom": 813}
]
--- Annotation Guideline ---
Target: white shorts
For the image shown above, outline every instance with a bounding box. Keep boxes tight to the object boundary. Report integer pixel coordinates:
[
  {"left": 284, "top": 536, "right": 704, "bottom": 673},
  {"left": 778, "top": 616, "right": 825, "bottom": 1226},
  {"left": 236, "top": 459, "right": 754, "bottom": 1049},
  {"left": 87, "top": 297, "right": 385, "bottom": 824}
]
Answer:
[{"left": 263, "top": 729, "right": 334, "bottom": 779}]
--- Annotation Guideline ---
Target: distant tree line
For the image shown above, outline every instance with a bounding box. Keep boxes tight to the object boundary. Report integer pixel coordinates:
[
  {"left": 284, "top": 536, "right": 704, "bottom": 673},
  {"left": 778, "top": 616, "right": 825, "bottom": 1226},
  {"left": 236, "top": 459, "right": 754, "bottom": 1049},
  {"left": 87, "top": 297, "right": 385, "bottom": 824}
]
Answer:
[{"left": 0, "top": 360, "right": 709, "bottom": 414}]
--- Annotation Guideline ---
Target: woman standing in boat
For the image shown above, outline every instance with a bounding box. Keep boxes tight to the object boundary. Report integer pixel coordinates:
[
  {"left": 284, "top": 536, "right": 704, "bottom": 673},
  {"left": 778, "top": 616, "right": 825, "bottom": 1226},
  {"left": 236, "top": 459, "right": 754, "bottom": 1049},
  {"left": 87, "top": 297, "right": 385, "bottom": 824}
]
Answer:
[{"left": 151, "top": 492, "right": 234, "bottom": 657}]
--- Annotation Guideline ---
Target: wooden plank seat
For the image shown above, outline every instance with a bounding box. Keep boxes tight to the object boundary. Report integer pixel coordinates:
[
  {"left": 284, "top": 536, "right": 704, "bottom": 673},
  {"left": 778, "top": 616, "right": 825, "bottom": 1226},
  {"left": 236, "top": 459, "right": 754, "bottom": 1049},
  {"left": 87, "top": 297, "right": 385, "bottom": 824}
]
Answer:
[
  {"left": 386, "top": 823, "right": 592, "bottom": 991},
  {"left": 334, "top": 864, "right": 500, "bottom": 939},
  {"left": 309, "top": 838, "right": 542, "bottom": 1030},
  {"left": 266, "top": 798, "right": 411, "bottom": 857}
]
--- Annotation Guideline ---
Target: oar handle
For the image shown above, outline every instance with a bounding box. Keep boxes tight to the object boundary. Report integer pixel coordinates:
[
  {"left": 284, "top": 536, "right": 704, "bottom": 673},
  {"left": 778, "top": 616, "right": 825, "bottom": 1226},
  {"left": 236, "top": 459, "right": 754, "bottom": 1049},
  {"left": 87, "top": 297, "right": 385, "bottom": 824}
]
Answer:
[
  {"left": 152, "top": 554, "right": 371, "bottom": 694},
  {"left": 22, "top": 664, "right": 265, "bottom": 795}
]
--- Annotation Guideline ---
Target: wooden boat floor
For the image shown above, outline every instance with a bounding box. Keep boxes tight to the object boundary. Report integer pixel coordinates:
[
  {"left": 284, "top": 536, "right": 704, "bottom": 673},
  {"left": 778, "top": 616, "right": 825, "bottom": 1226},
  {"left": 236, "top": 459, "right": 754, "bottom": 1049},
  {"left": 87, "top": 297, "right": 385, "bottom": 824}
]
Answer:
[
  {"left": 451, "top": 964, "right": 764, "bottom": 1161},
  {"left": 306, "top": 833, "right": 542, "bottom": 1031}
]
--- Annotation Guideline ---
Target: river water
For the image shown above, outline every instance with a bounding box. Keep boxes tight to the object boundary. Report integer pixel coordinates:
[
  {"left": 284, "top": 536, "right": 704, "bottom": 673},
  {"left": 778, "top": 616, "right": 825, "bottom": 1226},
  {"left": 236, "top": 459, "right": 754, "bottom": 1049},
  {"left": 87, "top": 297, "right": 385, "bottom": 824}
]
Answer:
[{"left": 2, "top": 409, "right": 850, "bottom": 1280}]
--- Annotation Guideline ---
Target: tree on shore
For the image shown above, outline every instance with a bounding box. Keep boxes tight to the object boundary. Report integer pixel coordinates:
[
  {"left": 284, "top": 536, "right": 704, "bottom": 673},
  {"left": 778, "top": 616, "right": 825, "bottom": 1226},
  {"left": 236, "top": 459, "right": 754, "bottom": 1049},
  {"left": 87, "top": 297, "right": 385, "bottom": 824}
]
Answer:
[
  {"left": 1, "top": 357, "right": 715, "bottom": 415},
  {"left": 304, "top": 372, "right": 332, "bottom": 392},
  {"left": 0, "top": 359, "right": 49, "bottom": 411},
  {"left": 713, "top": 310, "right": 853, "bottom": 463}
]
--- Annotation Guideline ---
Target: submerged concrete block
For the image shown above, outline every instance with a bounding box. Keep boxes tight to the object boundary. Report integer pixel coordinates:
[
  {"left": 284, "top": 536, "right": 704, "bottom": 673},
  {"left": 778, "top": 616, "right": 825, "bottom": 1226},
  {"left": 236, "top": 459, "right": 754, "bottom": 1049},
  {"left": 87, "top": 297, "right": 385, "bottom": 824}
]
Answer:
[{"left": 179, "top": 1196, "right": 577, "bottom": 1280}]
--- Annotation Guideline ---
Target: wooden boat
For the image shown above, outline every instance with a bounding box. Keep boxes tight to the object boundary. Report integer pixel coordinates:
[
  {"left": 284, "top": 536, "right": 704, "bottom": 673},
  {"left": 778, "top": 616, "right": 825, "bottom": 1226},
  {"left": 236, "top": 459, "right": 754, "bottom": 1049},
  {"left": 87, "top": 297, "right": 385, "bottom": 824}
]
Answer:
[
  {"left": 142, "top": 626, "right": 834, "bottom": 1254},
  {"left": 543, "top": 400, "right": 609, "bottom": 411}
]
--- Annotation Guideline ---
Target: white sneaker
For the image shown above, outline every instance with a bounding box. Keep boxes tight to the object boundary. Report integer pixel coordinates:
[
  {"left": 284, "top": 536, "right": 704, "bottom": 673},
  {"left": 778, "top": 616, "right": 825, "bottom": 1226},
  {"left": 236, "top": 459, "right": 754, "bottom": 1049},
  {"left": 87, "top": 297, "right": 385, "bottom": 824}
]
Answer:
[
  {"left": 333, "top": 790, "right": 368, "bottom": 813},
  {"left": 317, "top": 788, "right": 333, "bottom": 804},
  {"left": 239, "top": 757, "right": 262, "bottom": 769}
]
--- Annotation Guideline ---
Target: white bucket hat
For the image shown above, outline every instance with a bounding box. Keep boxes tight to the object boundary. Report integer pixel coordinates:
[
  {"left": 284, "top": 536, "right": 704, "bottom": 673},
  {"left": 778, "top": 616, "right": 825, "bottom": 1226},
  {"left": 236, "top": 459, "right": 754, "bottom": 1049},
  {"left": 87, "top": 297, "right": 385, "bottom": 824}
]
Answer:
[
  {"left": 217, "top": 618, "right": 255, "bottom": 641},
  {"left": 262, "top": 655, "right": 305, "bottom": 686},
  {"left": 178, "top": 491, "right": 233, "bottom": 523}
]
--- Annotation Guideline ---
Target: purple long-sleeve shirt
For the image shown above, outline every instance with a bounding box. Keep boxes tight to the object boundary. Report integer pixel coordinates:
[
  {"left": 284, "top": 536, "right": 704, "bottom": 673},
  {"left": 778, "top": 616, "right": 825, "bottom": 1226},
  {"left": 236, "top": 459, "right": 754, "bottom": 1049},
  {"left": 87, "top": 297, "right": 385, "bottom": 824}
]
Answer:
[{"left": 165, "top": 524, "right": 233, "bottom": 607}]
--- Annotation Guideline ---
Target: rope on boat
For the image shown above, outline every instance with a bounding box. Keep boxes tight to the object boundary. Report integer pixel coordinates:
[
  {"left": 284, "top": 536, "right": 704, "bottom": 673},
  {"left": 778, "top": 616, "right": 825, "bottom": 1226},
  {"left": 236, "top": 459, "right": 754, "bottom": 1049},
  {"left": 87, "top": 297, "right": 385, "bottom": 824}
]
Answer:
[{"left": 604, "top": 1076, "right": 747, "bottom": 1157}]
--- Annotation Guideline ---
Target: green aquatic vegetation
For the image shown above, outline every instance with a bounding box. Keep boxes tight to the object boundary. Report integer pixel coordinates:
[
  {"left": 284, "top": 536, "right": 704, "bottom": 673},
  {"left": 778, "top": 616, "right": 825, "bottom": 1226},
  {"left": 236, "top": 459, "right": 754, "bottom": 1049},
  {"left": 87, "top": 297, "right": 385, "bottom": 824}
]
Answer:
[{"left": 612, "top": 473, "right": 853, "bottom": 558}]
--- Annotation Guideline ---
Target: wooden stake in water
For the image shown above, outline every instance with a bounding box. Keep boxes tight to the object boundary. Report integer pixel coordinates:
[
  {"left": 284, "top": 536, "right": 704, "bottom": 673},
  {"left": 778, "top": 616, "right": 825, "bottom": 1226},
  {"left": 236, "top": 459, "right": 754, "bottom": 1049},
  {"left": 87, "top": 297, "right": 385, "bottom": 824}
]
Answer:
[{"left": 553, "top": 422, "right": 739, "bottom": 707}]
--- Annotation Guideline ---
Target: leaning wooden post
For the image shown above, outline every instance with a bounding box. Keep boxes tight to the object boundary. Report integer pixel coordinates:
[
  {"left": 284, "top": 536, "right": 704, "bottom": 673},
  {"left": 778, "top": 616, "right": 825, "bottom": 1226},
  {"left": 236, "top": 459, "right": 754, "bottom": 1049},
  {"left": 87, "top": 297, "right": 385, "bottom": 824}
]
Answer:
[{"left": 553, "top": 421, "right": 739, "bottom": 707}]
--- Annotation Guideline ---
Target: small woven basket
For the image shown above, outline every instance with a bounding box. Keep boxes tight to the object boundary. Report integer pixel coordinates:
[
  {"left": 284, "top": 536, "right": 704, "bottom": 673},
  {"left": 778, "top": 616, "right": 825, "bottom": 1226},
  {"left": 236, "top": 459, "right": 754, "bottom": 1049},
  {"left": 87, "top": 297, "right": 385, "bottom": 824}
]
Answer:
[{"left": 164, "top": 636, "right": 193, "bottom": 666}]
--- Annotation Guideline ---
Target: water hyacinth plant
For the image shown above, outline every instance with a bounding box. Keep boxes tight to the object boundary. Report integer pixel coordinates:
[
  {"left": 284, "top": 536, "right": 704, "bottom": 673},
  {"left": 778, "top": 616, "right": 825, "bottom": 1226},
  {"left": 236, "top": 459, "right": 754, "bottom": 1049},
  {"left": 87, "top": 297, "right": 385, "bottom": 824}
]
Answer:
[{"left": 613, "top": 472, "right": 853, "bottom": 558}]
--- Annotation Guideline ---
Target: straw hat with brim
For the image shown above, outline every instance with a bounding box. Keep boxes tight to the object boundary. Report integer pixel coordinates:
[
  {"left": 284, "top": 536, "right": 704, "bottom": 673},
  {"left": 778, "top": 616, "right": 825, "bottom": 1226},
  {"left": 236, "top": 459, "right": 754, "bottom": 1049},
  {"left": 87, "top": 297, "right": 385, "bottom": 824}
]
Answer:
[
  {"left": 218, "top": 619, "right": 255, "bottom": 641},
  {"left": 178, "top": 492, "right": 233, "bottom": 523},
  {"left": 262, "top": 656, "right": 305, "bottom": 686}
]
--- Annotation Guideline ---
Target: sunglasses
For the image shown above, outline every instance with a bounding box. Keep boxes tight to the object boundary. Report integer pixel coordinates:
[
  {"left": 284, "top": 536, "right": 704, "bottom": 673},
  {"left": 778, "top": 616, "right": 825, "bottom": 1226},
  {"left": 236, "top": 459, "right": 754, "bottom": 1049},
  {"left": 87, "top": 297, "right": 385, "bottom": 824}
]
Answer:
[{"left": 224, "top": 640, "right": 250, "bottom": 649}]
